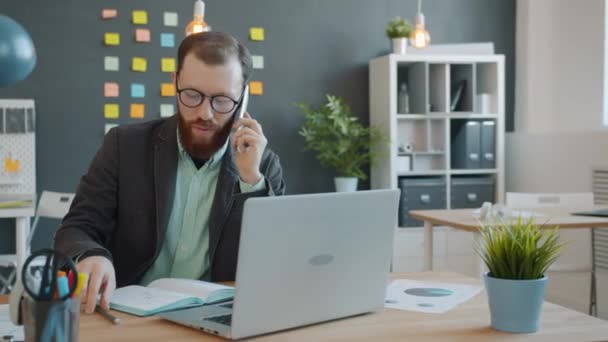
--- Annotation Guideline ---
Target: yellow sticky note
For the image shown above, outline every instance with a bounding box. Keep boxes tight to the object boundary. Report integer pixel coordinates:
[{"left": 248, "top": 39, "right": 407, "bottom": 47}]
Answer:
[
  {"left": 249, "top": 81, "right": 264, "bottom": 95},
  {"left": 130, "top": 103, "right": 145, "bottom": 118},
  {"left": 132, "top": 57, "right": 147, "bottom": 72},
  {"left": 104, "top": 33, "right": 120, "bottom": 46},
  {"left": 4, "top": 158, "right": 20, "bottom": 173},
  {"left": 249, "top": 27, "right": 265, "bottom": 41},
  {"left": 161, "top": 58, "right": 176, "bottom": 72},
  {"left": 132, "top": 10, "right": 148, "bottom": 24},
  {"left": 161, "top": 83, "right": 175, "bottom": 97},
  {"left": 104, "top": 104, "right": 119, "bottom": 119}
]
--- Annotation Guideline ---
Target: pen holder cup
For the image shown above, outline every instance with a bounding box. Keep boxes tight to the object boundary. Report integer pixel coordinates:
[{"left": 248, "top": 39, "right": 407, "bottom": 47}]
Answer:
[{"left": 21, "top": 296, "right": 80, "bottom": 342}]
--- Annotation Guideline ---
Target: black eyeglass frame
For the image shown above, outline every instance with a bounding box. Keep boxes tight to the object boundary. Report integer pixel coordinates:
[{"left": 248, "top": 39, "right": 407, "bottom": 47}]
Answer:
[{"left": 175, "top": 77, "right": 246, "bottom": 114}]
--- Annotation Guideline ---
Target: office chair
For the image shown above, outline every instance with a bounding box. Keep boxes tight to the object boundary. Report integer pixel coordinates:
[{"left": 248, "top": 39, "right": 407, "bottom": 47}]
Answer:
[
  {"left": 505, "top": 192, "right": 596, "bottom": 316},
  {"left": 0, "top": 191, "right": 75, "bottom": 293}
]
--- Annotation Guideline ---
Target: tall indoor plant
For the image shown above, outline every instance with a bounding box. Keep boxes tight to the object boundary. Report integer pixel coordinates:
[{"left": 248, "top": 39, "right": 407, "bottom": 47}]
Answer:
[
  {"left": 386, "top": 17, "right": 412, "bottom": 54},
  {"left": 475, "top": 217, "right": 564, "bottom": 333},
  {"left": 297, "top": 95, "right": 385, "bottom": 192}
]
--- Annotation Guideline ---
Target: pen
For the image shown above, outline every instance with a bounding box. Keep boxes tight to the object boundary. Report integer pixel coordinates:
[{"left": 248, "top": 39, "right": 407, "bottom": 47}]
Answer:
[{"left": 95, "top": 305, "right": 121, "bottom": 325}]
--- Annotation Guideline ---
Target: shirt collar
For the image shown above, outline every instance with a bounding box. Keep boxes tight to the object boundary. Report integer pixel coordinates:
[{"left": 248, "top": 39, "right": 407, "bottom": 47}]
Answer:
[{"left": 177, "top": 127, "right": 228, "bottom": 168}]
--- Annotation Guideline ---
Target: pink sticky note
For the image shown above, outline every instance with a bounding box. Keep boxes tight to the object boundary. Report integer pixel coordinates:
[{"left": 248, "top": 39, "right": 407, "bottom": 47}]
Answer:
[
  {"left": 102, "top": 9, "right": 118, "bottom": 19},
  {"left": 104, "top": 82, "right": 119, "bottom": 97},
  {"left": 135, "top": 28, "right": 150, "bottom": 43}
]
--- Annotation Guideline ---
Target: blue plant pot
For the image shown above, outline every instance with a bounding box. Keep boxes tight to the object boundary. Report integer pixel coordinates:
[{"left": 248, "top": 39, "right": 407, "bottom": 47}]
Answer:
[{"left": 484, "top": 272, "right": 547, "bottom": 333}]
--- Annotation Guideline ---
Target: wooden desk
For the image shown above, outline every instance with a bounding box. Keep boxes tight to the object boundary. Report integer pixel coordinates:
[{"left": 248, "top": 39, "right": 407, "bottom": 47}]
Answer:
[
  {"left": 3, "top": 272, "right": 608, "bottom": 341},
  {"left": 409, "top": 207, "right": 608, "bottom": 275}
]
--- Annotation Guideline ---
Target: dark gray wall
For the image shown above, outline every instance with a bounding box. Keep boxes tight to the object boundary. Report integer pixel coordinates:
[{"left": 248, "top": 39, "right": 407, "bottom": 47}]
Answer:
[{"left": 0, "top": 0, "right": 515, "bottom": 254}]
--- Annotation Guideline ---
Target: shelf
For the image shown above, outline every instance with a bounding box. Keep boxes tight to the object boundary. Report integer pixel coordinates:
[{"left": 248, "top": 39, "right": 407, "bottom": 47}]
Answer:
[
  {"left": 0, "top": 178, "right": 22, "bottom": 186},
  {"left": 397, "top": 113, "right": 498, "bottom": 119},
  {"left": 397, "top": 170, "right": 447, "bottom": 176},
  {"left": 399, "top": 151, "right": 445, "bottom": 156},
  {"left": 449, "top": 169, "right": 497, "bottom": 175}
]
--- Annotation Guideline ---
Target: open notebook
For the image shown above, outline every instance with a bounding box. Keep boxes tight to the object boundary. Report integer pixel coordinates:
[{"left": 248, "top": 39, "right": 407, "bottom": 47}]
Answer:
[{"left": 110, "top": 278, "right": 235, "bottom": 317}]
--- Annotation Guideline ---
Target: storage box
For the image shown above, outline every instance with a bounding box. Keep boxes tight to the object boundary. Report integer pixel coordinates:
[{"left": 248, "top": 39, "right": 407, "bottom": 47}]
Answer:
[{"left": 396, "top": 156, "right": 411, "bottom": 173}]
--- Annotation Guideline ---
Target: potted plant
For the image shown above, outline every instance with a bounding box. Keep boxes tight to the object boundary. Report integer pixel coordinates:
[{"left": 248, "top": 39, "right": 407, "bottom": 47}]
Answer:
[
  {"left": 386, "top": 17, "right": 412, "bottom": 54},
  {"left": 297, "top": 95, "right": 385, "bottom": 192},
  {"left": 475, "top": 217, "right": 564, "bottom": 333}
]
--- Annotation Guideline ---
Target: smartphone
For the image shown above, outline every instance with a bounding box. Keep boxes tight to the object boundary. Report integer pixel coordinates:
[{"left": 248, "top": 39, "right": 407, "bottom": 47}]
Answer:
[
  {"left": 233, "top": 85, "right": 250, "bottom": 151},
  {"left": 236, "top": 85, "right": 249, "bottom": 121}
]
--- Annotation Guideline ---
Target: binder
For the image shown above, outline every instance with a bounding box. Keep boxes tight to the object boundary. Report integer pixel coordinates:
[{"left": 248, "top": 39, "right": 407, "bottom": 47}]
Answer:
[
  {"left": 451, "top": 120, "right": 481, "bottom": 169},
  {"left": 480, "top": 121, "right": 495, "bottom": 169}
]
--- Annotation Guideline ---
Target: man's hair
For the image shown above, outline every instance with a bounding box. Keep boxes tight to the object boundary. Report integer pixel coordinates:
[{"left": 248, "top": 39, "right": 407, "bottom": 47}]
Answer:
[{"left": 177, "top": 31, "right": 252, "bottom": 85}]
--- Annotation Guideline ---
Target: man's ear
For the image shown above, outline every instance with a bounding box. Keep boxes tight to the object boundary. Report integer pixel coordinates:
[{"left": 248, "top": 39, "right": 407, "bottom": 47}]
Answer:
[{"left": 171, "top": 72, "right": 177, "bottom": 84}]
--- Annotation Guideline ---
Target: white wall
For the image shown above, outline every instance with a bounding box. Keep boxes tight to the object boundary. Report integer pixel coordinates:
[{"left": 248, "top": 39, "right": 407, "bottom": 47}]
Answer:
[{"left": 509, "top": 0, "right": 608, "bottom": 317}]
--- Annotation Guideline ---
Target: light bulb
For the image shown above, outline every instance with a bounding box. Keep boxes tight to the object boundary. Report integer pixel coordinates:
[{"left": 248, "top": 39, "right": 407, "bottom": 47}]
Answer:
[
  {"left": 185, "top": 0, "right": 210, "bottom": 36},
  {"left": 410, "top": 12, "right": 430, "bottom": 49}
]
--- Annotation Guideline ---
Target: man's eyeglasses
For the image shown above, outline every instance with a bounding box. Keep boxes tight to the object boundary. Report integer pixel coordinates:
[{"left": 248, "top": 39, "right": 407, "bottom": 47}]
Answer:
[{"left": 175, "top": 79, "right": 245, "bottom": 114}]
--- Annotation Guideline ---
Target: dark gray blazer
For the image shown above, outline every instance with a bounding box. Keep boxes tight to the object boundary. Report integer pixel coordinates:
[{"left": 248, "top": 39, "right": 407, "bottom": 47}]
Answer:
[{"left": 54, "top": 116, "right": 285, "bottom": 286}]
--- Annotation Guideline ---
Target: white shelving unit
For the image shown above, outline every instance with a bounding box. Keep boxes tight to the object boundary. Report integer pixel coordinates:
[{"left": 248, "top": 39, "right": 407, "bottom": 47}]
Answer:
[{"left": 370, "top": 54, "right": 505, "bottom": 275}]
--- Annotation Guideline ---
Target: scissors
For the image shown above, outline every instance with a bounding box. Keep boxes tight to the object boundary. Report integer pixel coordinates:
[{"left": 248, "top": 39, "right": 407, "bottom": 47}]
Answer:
[{"left": 21, "top": 248, "right": 78, "bottom": 301}]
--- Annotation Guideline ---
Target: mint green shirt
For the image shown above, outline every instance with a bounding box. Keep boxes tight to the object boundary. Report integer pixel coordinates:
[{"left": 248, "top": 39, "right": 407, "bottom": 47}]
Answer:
[{"left": 140, "top": 132, "right": 265, "bottom": 285}]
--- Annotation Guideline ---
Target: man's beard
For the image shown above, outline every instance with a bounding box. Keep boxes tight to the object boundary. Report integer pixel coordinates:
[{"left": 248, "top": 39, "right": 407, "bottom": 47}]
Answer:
[{"left": 177, "top": 112, "right": 232, "bottom": 159}]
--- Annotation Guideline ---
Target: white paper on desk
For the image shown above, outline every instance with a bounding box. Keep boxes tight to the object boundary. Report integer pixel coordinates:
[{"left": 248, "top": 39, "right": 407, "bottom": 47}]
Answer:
[
  {"left": 384, "top": 279, "right": 482, "bottom": 314},
  {"left": 0, "top": 304, "right": 24, "bottom": 340},
  {"left": 471, "top": 208, "right": 544, "bottom": 220}
]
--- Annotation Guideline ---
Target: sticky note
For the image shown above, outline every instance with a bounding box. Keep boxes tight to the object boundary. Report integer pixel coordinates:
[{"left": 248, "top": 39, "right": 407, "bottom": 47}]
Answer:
[
  {"left": 104, "top": 104, "right": 119, "bottom": 119},
  {"left": 249, "top": 27, "right": 265, "bottom": 41},
  {"left": 105, "top": 123, "right": 118, "bottom": 134},
  {"left": 131, "top": 83, "right": 145, "bottom": 98},
  {"left": 160, "top": 104, "right": 174, "bottom": 117},
  {"left": 252, "top": 55, "right": 264, "bottom": 69},
  {"left": 104, "top": 56, "right": 119, "bottom": 71},
  {"left": 104, "top": 33, "right": 120, "bottom": 46},
  {"left": 132, "top": 10, "right": 148, "bottom": 24},
  {"left": 104, "top": 82, "right": 119, "bottom": 97},
  {"left": 132, "top": 57, "right": 147, "bottom": 72},
  {"left": 161, "top": 58, "right": 176, "bottom": 72},
  {"left": 161, "top": 83, "right": 176, "bottom": 97},
  {"left": 135, "top": 28, "right": 150, "bottom": 43},
  {"left": 160, "top": 33, "right": 175, "bottom": 48},
  {"left": 164, "top": 12, "right": 178, "bottom": 27},
  {"left": 102, "top": 9, "right": 117, "bottom": 19},
  {"left": 130, "top": 104, "right": 145, "bottom": 118},
  {"left": 249, "top": 81, "right": 263, "bottom": 95}
]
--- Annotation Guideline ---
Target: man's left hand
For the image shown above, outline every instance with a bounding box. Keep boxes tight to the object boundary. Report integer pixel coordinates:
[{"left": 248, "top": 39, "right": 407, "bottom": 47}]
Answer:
[{"left": 231, "top": 112, "right": 267, "bottom": 184}]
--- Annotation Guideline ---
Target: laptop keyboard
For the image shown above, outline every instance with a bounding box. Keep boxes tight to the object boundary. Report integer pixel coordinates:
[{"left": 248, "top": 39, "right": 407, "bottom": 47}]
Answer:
[{"left": 205, "top": 314, "right": 232, "bottom": 326}]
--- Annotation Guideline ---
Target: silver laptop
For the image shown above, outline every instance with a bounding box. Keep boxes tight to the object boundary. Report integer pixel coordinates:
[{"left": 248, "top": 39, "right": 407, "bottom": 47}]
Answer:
[{"left": 159, "top": 189, "right": 399, "bottom": 339}]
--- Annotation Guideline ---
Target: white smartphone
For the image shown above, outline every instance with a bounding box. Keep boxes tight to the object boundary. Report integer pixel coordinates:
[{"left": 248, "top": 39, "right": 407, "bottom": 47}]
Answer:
[
  {"left": 233, "top": 85, "right": 250, "bottom": 151},
  {"left": 236, "top": 85, "right": 249, "bottom": 120}
]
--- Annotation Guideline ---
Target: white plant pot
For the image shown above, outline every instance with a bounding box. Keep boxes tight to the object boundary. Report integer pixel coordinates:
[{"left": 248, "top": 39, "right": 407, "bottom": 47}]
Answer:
[
  {"left": 392, "top": 38, "right": 408, "bottom": 54},
  {"left": 334, "top": 177, "right": 358, "bottom": 192}
]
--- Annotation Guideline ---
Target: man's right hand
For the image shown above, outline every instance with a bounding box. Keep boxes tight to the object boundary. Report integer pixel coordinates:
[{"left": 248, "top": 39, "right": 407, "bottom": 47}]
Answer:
[{"left": 76, "top": 256, "right": 117, "bottom": 314}]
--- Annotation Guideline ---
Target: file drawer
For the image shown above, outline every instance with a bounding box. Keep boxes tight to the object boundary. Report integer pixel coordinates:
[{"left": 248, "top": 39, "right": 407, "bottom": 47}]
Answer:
[
  {"left": 399, "top": 177, "right": 446, "bottom": 227},
  {"left": 450, "top": 176, "right": 495, "bottom": 209}
]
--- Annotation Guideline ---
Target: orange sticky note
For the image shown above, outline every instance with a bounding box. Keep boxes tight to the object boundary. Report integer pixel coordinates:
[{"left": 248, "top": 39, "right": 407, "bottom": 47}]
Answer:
[
  {"left": 135, "top": 28, "right": 150, "bottom": 43},
  {"left": 104, "top": 82, "right": 119, "bottom": 97},
  {"left": 249, "top": 27, "right": 265, "bottom": 41},
  {"left": 4, "top": 158, "right": 20, "bottom": 173},
  {"left": 104, "top": 104, "right": 119, "bottom": 119},
  {"left": 161, "top": 83, "right": 175, "bottom": 97},
  {"left": 132, "top": 10, "right": 148, "bottom": 24},
  {"left": 249, "top": 81, "right": 263, "bottom": 95},
  {"left": 132, "top": 57, "right": 147, "bottom": 72},
  {"left": 130, "top": 103, "right": 145, "bottom": 118},
  {"left": 161, "top": 58, "right": 175, "bottom": 72},
  {"left": 102, "top": 9, "right": 117, "bottom": 19},
  {"left": 104, "top": 33, "right": 120, "bottom": 46}
]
